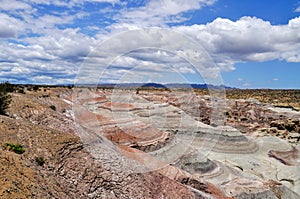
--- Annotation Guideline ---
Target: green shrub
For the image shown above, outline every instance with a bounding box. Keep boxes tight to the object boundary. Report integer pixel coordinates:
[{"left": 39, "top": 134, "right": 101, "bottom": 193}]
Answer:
[
  {"left": 3, "top": 143, "right": 25, "bottom": 154},
  {"left": 0, "top": 82, "right": 12, "bottom": 115},
  {"left": 35, "top": 157, "right": 45, "bottom": 166}
]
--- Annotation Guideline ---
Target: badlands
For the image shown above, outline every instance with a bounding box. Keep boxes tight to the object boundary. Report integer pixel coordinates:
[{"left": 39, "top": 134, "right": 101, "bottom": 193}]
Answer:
[{"left": 0, "top": 86, "right": 299, "bottom": 198}]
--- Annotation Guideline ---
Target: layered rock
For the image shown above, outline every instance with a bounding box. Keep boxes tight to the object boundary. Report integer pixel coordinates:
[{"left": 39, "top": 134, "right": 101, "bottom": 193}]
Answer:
[
  {"left": 1, "top": 87, "right": 299, "bottom": 198},
  {"left": 75, "top": 89, "right": 300, "bottom": 198},
  {"left": 268, "top": 146, "right": 300, "bottom": 166}
]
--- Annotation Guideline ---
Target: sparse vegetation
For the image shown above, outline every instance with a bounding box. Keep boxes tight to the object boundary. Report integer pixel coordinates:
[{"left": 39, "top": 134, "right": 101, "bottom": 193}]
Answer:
[
  {"left": 35, "top": 157, "right": 45, "bottom": 166},
  {"left": 42, "top": 94, "right": 50, "bottom": 98},
  {"left": 50, "top": 105, "right": 56, "bottom": 111},
  {"left": 1, "top": 81, "right": 15, "bottom": 93},
  {"left": 3, "top": 143, "right": 25, "bottom": 154},
  {"left": 224, "top": 89, "right": 300, "bottom": 111},
  {"left": 0, "top": 82, "right": 12, "bottom": 115},
  {"left": 33, "top": 85, "right": 39, "bottom": 92},
  {"left": 18, "top": 89, "right": 25, "bottom": 94}
]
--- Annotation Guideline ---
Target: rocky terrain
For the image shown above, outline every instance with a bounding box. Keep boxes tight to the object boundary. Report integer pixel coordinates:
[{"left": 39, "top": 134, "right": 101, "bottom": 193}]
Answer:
[
  {"left": 195, "top": 89, "right": 300, "bottom": 112},
  {"left": 0, "top": 86, "right": 300, "bottom": 198}
]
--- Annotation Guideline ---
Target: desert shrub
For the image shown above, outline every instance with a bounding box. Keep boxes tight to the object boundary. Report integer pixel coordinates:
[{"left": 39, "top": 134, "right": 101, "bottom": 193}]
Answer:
[
  {"left": 35, "top": 157, "right": 45, "bottom": 166},
  {"left": 0, "top": 82, "right": 12, "bottom": 115},
  {"left": 32, "top": 85, "right": 39, "bottom": 92},
  {"left": 42, "top": 94, "right": 50, "bottom": 98},
  {"left": 49, "top": 105, "right": 56, "bottom": 111},
  {"left": 1, "top": 81, "right": 15, "bottom": 93},
  {"left": 3, "top": 143, "right": 25, "bottom": 154},
  {"left": 18, "top": 89, "right": 25, "bottom": 94}
]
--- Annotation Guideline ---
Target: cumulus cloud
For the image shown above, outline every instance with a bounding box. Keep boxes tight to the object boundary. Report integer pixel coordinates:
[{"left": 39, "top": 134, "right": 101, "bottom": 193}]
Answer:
[
  {"left": 295, "top": 6, "right": 300, "bottom": 12},
  {"left": 0, "top": 27, "right": 96, "bottom": 84},
  {"left": 76, "top": 28, "right": 220, "bottom": 84},
  {"left": 1, "top": 0, "right": 299, "bottom": 85},
  {"left": 23, "top": 27, "right": 96, "bottom": 59},
  {"left": 105, "top": 15, "right": 300, "bottom": 76},
  {"left": 115, "top": 0, "right": 216, "bottom": 26},
  {"left": 174, "top": 16, "right": 300, "bottom": 68},
  {"left": 0, "top": 13, "right": 25, "bottom": 38},
  {"left": 1, "top": 0, "right": 221, "bottom": 84},
  {"left": 112, "top": 49, "right": 197, "bottom": 75}
]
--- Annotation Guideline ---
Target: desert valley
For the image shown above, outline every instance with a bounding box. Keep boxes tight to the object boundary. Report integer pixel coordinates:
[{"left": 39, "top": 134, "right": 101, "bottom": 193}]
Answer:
[{"left": 0, "top": 85, "right": 299, "bottom": 198}]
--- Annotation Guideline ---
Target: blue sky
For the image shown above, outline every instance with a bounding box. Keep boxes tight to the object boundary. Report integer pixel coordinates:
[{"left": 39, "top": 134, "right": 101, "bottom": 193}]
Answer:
[{"left": 0, "top": 0, "right": 299, "bottom": 88}]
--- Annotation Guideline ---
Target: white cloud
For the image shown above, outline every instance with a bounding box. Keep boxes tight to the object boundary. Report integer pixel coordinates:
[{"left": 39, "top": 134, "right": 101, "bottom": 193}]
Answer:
[
  {"left": 0, "top": 26, "right": 96, "bottom": 84},
  {"left": 34, "top": 14, "right": 74, "bottom": 28},
  {"left": 178, "top": 66, "right": 196, "bottom": 74},
  {"left": 6, "top": 15, "right": 300, "bottom": 84},
  {"left": 0, "top": 0, "right": 31, "bottom": 10},
  {"left": 1, "top": 0, "right": 299, "bottom": 85},
  {"left": 75, "top": 28, "right": 223, "bottom": 84},
  {"left": 111, "top": 50, "right": 196, "bottom": 75},
  {"left": 115, "top": 0, "right": 217, "bottom": 26},
  {"left": 288, "top": 17, "right": 300, "bottom": 28},
  {"left": 23, "top": 0, "right": 122, "bottom": 7},
  {"left": 24, "top": 28, "right": 95, "bottom": 59},
  {"left": 31, "top": 75, "right": 53, "bottom": 82},
  {"left": 0, "top": 13, "right": 25, "bottom": 38},
  {"left": 0, "top": 27, "right": 16, "bottom": 38},
  {"left": 242, "top": 82, "right": 251, "bottom": 87},
  {"left": 273, "top": 78, "right": 279, "bottom": 81},
  {"left": 86, "top": 0, "right": 120, "bottom": 4},
  {"left": 0, "top": 1, "right": 87, "bottom": 39},
  {"left": 174, "top": 16, "right": 300, "bottom": 69},
  {"left": 295, "top": 6, "right": 300, "bottom": 12}
]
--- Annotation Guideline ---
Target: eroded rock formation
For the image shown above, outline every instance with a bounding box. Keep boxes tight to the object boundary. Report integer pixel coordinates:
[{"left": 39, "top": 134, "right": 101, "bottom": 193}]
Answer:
[{"left": 0, "top": 87, "right": 299, "bottom": 198}]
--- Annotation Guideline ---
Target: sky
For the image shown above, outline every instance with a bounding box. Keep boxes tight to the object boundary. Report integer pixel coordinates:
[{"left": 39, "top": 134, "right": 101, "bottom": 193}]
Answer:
[{"left": 0, "top": 0, "right": 300, "bottom": 88}]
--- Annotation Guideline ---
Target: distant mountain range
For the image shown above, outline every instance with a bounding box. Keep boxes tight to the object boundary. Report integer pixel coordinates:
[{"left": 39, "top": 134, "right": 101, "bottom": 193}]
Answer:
[{"left": 94, "top": 83, "right": 235, "bottom": 89}]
